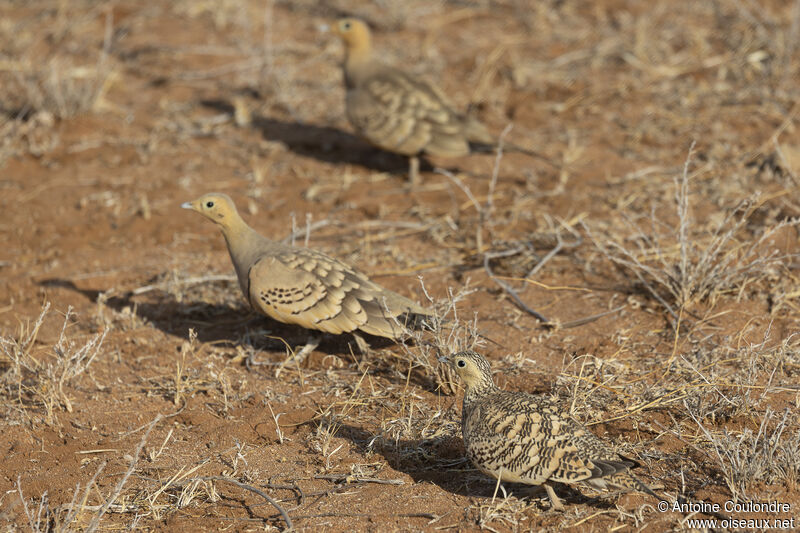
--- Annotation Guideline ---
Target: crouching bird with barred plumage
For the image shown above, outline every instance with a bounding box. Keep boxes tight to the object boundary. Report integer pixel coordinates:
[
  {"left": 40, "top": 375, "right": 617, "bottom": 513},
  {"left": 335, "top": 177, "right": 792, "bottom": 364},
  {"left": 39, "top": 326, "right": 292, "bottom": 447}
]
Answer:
[{"left": 441, "top": 350, "right": 658, "bottom": 510}]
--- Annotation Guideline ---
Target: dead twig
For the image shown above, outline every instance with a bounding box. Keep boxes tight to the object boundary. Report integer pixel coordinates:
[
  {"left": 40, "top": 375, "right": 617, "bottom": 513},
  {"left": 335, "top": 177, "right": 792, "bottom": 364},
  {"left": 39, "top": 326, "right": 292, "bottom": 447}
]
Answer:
[
  {"left": 131, "top": 275, "right": 236, "bottom": 295},
  {"left": 199, "top": 476, "right": 293, "bottom": 530},
  {"left": 313, "top": 473, "right": 405, "bottom": 485},
  {"left": 483, "top": 252, "right": 550, "bottom": 324},
  {"left": 87, "top": 414, "right": 162, "bottom": 531}
]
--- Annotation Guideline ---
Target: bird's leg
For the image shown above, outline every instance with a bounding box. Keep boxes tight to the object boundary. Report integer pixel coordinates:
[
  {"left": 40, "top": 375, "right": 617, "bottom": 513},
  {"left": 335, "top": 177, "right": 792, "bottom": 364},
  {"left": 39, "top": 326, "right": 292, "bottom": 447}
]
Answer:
[
  {"left": 351, "top": 332, "right": 370, "bottom": 354},
  {"left": 543, "top": 483, "right": 565, "bottom": 511},
  {"left": 294, "top": 335, "right": 321, "bottom": 365},
  {"left": 408, "top": 155, "right": 420, "bottom": 187}
]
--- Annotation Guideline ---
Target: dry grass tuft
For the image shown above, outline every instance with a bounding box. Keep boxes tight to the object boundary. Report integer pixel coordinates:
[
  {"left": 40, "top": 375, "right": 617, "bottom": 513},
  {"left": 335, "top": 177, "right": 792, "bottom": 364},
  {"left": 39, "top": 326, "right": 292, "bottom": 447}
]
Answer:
[
  {"left": 588, "top": 143, "right": 799, "bottom": 319},
  {"left": 9, "top": 57, "right": 114, "bottom": 120},
  {"left": 473, "top": 480, "right": 538, "bottom": 532},
  {"left": 0, "top": 7, "right": 115, "bottom": 124},
  {"left": 687, "top": 404, "right": 799, "bottom": 502},
  {"left": 0, "top": 303, "right": 107, "bottom": 425},
  {"left": 398, "top": 280, "right": 484, "bottom": 395}
]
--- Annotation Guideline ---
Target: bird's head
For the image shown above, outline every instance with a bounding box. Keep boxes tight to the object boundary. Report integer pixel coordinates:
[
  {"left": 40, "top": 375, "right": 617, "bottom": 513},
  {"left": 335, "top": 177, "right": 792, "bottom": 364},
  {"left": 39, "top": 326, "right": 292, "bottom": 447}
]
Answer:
[
  {"left": 333, "top": 18, "right": 371, "bottom": 51},
  {"left": 439, "top": 350, "right": 496, "bottom": 391},
  {"left": 182, "top": 193, "right": 239, "bottom": 228}
]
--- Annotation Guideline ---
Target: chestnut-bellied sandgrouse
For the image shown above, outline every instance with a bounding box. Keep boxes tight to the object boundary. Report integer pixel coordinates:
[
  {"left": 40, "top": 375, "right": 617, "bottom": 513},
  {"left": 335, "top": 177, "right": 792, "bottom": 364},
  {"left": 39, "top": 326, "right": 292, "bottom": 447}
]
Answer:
[
  {"left": 333, "top": 18, "right": 556, "bottom": 186},
  {"left": 183, "top": 193, "right": 431, "bottom": 354},
  {"left": 441, "top": 350, "right": 657, "bottom": 510}
]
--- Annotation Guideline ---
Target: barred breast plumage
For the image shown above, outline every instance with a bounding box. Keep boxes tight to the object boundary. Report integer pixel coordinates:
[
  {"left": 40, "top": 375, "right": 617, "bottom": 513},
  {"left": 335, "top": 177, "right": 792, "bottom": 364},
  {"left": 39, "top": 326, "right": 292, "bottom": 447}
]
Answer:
[{"left": 442, "top": 350, "right": 657, "bottom": 510}]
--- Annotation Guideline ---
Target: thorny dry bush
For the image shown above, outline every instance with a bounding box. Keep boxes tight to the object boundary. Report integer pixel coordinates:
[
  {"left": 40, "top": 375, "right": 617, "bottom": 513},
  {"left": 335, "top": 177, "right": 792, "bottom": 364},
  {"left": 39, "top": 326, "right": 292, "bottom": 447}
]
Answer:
[
  {"left": 0, "top": 302, "right": 107, "bottom": 425},
  {"left": 0, "top": 5, "right": 115, "bottom": 164},
  {"left": 587, "top": 143, "right": 799, "bottom": 321},
  {"left": 553, "top": 326, "right": 800, "bottom": 506}
]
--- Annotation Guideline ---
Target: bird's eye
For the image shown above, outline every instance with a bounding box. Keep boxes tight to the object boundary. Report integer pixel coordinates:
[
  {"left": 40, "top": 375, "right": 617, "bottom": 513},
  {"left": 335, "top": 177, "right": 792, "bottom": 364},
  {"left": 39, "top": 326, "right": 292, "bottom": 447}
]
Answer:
[
  {"left": 205, "top": 201, "right": 215, "bottom": 208},
  {"left": 457, "top": 359, "right": 466, "bottom": 368}
]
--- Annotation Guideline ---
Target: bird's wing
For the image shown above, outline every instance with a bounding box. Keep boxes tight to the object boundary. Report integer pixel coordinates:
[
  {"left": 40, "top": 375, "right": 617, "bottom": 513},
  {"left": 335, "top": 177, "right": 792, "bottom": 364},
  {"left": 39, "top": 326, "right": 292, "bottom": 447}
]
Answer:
[
  {"left": 347, "top": 68, "right": 472, "bottom": 157},
  {"left": 465, "top": 393, "right": 630, "bottom": 485},
  {"left": 248, "top": 247, "right": 427, "bottom": 338}
]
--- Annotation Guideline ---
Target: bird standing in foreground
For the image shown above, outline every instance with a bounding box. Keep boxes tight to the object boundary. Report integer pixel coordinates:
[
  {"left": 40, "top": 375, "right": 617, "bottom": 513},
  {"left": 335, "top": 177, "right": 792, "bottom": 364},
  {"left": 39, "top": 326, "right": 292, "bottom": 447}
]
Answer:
[
  {"left": 182, "top": 193, "right": 431, "bottom": 355},
  {"left": 333, "top": 18, "right": 557, "bottom": 186},
  {"left": 441, "top": 350, "right": 658, "bottom": 510}
]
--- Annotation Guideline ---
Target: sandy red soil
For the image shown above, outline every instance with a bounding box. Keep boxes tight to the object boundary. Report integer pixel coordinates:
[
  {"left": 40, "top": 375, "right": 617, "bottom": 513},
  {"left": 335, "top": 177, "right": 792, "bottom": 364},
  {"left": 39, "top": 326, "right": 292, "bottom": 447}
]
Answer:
[{"left": 1, "top": 1, "right": 798, "bottom": 531}]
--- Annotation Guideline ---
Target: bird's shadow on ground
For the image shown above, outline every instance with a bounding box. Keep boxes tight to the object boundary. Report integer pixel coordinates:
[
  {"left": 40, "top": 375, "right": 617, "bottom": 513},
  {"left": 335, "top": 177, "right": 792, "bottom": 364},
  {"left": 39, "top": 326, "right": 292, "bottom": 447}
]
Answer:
[
  {"left": 38, "top": 278, "right": 396, "bottom": 357},
  {"left": 201, "top": 99, "right": 443, "bottom": 176},
  {"left": 335, "top": 422, "right": 615, "bottom": 510}
]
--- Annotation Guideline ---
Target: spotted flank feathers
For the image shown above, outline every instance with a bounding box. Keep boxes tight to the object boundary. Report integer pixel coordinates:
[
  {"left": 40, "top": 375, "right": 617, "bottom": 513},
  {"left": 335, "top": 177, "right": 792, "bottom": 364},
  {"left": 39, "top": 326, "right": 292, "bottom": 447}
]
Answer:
[{"left": 443, "top": 350, "right": 658, "bottom": 510}]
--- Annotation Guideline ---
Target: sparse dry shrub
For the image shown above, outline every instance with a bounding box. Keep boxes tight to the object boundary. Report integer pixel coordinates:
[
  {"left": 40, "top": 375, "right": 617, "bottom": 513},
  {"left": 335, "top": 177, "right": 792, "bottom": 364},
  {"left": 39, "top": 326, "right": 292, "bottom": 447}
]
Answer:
[
  {"left": 15, "top": 415, "right": 159, "bottom": 532},
  {"left": 0, "top": 303, "right": 107, "bottom": 424},
  {"left": 587, "top": 143, "right": 799, "bottom": 319},
  {"left": 687, "top": 404, "right": 800, "bottom": 502},
  {"left": 9, "top": 57, "right": 113, "bottom": 120},
  {"left": 0, "top": 6, "right": 113, "bottom": 127},
  {"left": 554, "top": 327, "right": 800, "bottom": 502},
  {"left": 399, "top": 280, "right": 483, "bottom": 395}
]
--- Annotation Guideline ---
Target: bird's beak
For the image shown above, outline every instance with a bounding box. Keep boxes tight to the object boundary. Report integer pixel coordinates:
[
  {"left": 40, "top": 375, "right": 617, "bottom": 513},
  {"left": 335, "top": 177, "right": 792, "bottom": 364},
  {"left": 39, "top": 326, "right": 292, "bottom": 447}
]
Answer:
[
  {"left": 181, "top": 201, "right": 194, "bottom": 210},
  {"left": 318, "top": 23, "right": 331, "bottom": 34},
  {"left": 437, "top": 356, "right": 449, "bottom": 364}
]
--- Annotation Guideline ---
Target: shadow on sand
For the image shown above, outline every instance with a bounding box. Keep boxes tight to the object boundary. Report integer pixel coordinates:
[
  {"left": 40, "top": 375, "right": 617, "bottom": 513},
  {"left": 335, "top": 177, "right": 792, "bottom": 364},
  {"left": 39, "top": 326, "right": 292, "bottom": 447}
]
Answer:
[
  {"left": 333, "top": 422, "right": 605, "bottom": 508},
  {"left": 38, "top": 278, "right": 396, "bottom": 357},
  {"left": 202, "top": 99, "right": 440, "bottom": 176}
]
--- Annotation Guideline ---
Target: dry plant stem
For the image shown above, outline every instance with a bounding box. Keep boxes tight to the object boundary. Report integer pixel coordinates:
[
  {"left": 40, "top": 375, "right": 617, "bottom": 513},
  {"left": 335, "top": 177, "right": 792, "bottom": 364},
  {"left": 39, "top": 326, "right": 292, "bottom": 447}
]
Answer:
[
  {"left": 313, "top": 474, "right": 405, "bottom": 485},
  {"left": 437, "top": 136, "right": 554, "bottom": 325},
  {"left": 266, "top": 401, "right": 286, "bottom": 444},
  {"left": 484, "top": 223, "right": 588, "bottom": 326},
  {"left": 16, "top": 476, "right": 44, "bottom": 532},
  {"left": 437, "top": 167, "right": 482, "bottom": 247},
  {"left": 676, "top": 141, "right": 695, "bottom": 306},
  {"left": 131, "top": 275, "right": 236, "bottom": 295},
  {"left": 586, "top": 140, "right": 800, "bottom": 324},
  {"left": 200, "top": 476, "right": 292, "bottom": 530},
  {"left": 60, "top": 463, "right": 106, "bottom": 531},
  {"left": 557, "top": 305, "right": 626, "bottom": 329},
  {"left": 484, "top": 124, "right": 513, "bottom": 243},
  {"left": 86, "top": 414, "right": 162, "bottom": 532},
  {"left": 526, "top": 232, "right": 564, "bottom": 278},
  {"left": 483, "top": 252, "right": 550, "bottom": 324},
  {"left": 280, "top": 217, "right": 331, "bottom": 246}
]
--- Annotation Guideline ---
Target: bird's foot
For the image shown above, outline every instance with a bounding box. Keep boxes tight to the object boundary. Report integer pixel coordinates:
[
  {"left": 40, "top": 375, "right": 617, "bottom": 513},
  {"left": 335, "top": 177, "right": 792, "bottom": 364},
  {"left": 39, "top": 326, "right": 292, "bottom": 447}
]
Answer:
[
  {"left": 352, "top": 333, "right": 370, "bottom": 354},
  {"left": 408, "top": 155, "right": 421, "bottom": 189},
  {"left": 294, "top": 335, "right": 321, "bottom": 365},
  {"left": 543, "top": 483, "right": 566, "bottom": 512}
]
